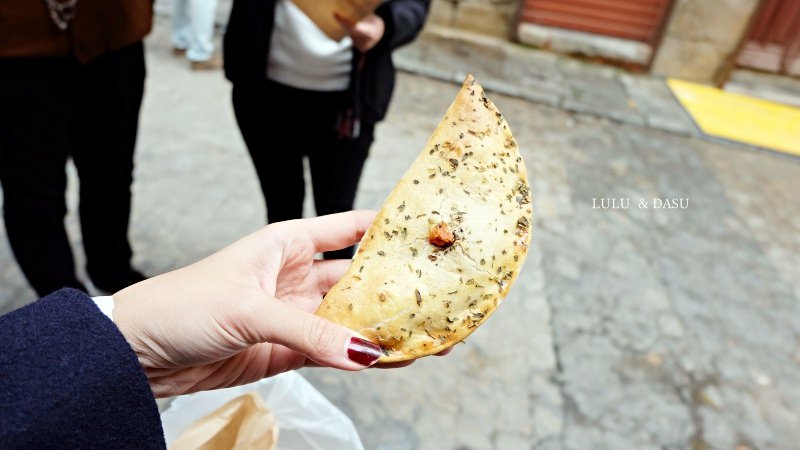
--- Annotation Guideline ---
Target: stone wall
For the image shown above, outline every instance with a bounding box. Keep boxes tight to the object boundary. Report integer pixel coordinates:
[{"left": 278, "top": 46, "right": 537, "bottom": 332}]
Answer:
[
  {"left": 427, "top": 0, "right": 519, "bottom": 39},
  {"left": 652, "top": 0, "right": 760, "bottom": 82}
]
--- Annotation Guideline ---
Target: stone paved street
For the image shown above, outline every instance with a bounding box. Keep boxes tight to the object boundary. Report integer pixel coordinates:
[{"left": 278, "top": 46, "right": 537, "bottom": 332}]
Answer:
[
  {"left": 392, "top": 26, "right": 699, "bottom": 138},
  {"left": 2, "top": 19, "right": 800, "bottom": 450}
]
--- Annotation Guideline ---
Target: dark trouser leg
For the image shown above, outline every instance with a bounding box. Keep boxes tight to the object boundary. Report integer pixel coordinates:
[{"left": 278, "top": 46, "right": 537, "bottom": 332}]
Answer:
[
  {"left": 308, "top": 124, "right": 374, "bottom": 260},
  {"left": 232, "top": 83, "right": 306, "bottom": 223},
  {"left": 0, "top": 59, "right": 86, "bottom": 296},
  {"left": 70, "top": 42, "right": 146, "bottom": 290}
]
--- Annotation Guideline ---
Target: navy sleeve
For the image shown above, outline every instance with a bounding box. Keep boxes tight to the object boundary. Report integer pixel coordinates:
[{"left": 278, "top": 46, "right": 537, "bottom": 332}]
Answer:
[
  {"left": 374, "top": 0, "right": 430, "bottom": 52},
  {"left": 0, "top": 288, "right": 165, "bottom": 449}
]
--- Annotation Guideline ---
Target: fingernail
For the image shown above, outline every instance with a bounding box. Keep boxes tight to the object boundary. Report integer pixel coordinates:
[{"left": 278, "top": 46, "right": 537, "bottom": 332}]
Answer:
[{"left": 347, "top": 337, "right": 382, "bottom": 366}]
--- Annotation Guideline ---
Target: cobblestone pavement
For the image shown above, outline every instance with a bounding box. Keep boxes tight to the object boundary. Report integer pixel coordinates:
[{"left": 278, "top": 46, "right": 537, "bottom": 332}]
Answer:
[{"left": 2, "top": 19, "right": 800, "bottom": 450}]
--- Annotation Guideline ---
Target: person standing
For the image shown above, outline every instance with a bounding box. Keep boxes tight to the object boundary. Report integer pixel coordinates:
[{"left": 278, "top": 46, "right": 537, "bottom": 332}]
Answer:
[
  {"left": 171, "top": 0, "right": 222, "bottom": 70},
  {"left": 224, "top": 0, "right": 430, "bottom": 259},
  {"left": 0, "top": 1, "right": 151, "bottom": 295}
]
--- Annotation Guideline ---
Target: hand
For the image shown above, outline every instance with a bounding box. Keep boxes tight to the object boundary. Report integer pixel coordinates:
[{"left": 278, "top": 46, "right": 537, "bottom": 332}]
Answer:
[
  {"left": 113, "top": 211, "right": 405, "bottom": 398},
  {"left": 336, "top": 13, "right": 385, "bottom": 52}
]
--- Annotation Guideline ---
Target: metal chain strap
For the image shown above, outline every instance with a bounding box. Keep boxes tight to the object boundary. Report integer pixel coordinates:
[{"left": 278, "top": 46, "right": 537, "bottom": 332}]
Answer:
[{"left": 44, "top": 0, "right": 79, "bottom": 31}]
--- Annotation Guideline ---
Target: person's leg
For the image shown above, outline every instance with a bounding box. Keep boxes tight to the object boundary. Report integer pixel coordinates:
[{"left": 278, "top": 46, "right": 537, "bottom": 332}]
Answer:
[
  {"left": 171, "top": 0, "right": 191, "bottom": 52},
  {"left": 187, "top": 0, "right": 218, "bottom": 62},
  {"left": 0, "top": 59, "right": 86, "bottom": 295},
  {"left": 172, "top": 0, "right": 191, "bottom": 52},
  {"left": 232, "top": 82, "right": 305, "bottom": 223},
  {"left": 70, "top": 42, "right": 146, "bottom": 292},
  {"left": 308, "top": 123, "right": 374, "bottom": 260}
]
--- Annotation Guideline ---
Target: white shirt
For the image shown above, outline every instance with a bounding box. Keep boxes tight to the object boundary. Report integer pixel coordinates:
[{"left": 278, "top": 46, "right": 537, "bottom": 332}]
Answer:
[
  {"left": 93, "top": 296, "right": 115, "bottom": 320},
  {"left": 267, "top": 0, "right": 353, "bottom": 91}
]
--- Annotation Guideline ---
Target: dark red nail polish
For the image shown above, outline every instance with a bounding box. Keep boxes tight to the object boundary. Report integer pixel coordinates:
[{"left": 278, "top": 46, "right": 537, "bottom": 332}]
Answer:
[{"left": 347, "top": 337, "right": 382, "bottom": 366}]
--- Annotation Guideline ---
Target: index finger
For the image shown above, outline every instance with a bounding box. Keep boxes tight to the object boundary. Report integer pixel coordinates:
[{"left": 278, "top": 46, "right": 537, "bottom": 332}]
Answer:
[{"left": 296, "top": 210, "right": 377, "bottom": 254}]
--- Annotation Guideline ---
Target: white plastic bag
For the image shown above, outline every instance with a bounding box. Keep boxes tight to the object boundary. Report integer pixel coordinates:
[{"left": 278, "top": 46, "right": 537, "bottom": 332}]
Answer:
[{"left": 161, "top": 372, "right": 364, "bottom": 450}]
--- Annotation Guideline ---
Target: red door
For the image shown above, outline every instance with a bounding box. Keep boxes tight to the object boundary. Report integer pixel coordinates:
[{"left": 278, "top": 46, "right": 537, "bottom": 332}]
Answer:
[
  {"left": 737, "top": 0, "right": 800, "bottom": 76},
  {"left": 518, "top": 0, "right": 673, "bottom": 44}
]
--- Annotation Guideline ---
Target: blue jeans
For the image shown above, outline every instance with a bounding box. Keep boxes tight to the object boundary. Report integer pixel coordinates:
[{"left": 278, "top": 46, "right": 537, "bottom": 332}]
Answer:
[{"left": 171, "top": 0, "right": 218, "bottom": 62}]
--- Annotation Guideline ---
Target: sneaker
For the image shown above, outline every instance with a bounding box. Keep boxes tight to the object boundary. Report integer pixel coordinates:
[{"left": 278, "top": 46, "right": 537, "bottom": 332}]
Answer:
[
  {"left": 190, "top": 54, "right": 223, "bottom": 71},
  {"left": 91, "top": 268, "right": 147, "bottom": 294}
]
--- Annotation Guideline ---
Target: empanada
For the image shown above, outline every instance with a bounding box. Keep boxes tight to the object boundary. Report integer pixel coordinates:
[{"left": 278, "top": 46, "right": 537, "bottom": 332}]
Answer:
[{"left": 316, "top": 75, "right": 532, "bottom": 362}]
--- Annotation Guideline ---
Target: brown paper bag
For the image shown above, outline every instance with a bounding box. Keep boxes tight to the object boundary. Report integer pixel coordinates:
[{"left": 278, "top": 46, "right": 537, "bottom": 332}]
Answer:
[
  {"left": 291, "top": 0, "right": 382, "bottom": 41},
  {"left": 170, "top": 392, "right": 279, "bottom": 450}
]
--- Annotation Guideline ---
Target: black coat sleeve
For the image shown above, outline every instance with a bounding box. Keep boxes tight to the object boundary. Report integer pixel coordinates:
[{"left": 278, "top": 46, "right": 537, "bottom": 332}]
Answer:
[
  {"left": 0, "top": 289, "right": 165, "bottom": 449},
  {"left": 223, "top": 0, "right": 276, "bottom": 85},
  {"left": 357, "top": 0, "right": 430, "bottom": 125},
  {"left": 374, "top": 0, "right": 431, "bottom": 51}
]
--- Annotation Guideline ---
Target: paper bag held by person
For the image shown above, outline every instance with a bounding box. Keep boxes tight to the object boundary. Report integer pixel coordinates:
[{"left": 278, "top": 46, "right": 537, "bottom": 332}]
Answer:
[{"left": 292, "top": 0, "right": 382, "bottom": 41}]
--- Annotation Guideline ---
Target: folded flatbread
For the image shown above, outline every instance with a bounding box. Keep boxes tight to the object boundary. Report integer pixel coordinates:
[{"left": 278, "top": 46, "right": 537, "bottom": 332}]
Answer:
[{"left": 316, "top": 75, "right": 532, "bottom": 362}]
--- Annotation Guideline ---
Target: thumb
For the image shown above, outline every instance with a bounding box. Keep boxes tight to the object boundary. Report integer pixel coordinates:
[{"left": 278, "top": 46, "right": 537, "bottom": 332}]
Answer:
[{"left": 255, "top": 299, "right": 383, "bottom": 370}]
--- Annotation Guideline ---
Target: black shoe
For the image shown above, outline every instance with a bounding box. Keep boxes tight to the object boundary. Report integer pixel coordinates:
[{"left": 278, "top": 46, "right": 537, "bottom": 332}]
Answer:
[{"left": 91, "top": 268, "right": 147, "bottom": 293}]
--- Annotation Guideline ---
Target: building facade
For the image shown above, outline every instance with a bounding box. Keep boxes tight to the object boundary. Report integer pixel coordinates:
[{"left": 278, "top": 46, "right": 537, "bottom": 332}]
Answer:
[{"left": 428, "top": 0, "right": 800, "bottom": 84}]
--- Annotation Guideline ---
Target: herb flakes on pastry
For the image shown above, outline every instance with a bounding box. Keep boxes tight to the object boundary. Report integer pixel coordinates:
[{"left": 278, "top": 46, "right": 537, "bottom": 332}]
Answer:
[{"left": 316, "top": 75, "right": 532, "bottom": 363}]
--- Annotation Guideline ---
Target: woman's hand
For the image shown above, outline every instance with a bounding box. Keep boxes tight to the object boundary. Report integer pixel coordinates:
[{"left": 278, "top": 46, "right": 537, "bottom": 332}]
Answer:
[
  {"left": 336, "top": 13, "right": 385, "bottom": 52},
  {"left": 113, "top": 211, "right": 392, "bottom": 398}
]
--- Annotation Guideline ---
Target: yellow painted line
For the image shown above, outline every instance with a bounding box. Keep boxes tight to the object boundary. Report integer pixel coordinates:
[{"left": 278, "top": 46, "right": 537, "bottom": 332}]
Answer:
[{"left": 667, "top": 78, "right": 800, "bottom": 156}]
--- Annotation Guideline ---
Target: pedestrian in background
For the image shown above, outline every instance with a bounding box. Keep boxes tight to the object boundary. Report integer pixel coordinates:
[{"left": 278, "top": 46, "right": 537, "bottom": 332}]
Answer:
[
  {"left": 172, "top": 0, "right": 222, "bottom": 70},
  {"left": 224, "top": 0, "right": 430, "bottom": 259},
  {"left": 0, "top": 2, "right": 151, "bottom": 295}
]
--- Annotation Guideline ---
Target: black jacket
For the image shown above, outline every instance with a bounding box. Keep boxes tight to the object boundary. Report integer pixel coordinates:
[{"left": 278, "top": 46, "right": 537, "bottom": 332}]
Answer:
[{"left": 223, "top": 0, "right": 430, "bottom": 127}]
